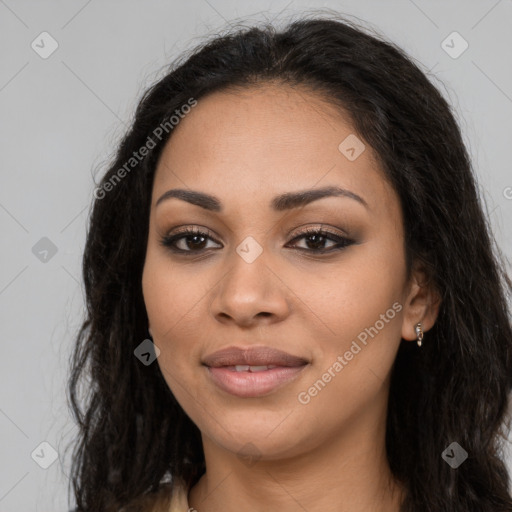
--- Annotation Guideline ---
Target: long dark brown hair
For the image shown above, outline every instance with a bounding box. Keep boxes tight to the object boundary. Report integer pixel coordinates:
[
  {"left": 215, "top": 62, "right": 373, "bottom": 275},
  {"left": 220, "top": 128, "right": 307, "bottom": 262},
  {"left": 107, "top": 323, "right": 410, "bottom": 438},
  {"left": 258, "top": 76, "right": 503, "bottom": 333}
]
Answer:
[{"left": 67, "top": 13, "right": 512, "bottom": 511}]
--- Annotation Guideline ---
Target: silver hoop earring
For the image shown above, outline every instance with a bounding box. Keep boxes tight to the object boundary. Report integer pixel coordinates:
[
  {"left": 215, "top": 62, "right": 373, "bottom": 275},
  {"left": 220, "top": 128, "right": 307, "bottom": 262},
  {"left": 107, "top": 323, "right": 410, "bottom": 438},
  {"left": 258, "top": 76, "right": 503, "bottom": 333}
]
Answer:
[{"left": 414, "top": 322, "right": 423, "bottom": 347}]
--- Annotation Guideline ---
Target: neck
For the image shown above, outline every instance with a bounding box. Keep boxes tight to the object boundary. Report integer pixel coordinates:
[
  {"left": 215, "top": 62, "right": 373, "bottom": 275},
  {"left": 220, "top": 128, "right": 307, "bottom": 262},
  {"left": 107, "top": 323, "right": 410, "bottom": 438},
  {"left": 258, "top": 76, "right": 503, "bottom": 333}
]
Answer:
[{"left": 188, "top": 401, "right": 404, "bottom": 512}]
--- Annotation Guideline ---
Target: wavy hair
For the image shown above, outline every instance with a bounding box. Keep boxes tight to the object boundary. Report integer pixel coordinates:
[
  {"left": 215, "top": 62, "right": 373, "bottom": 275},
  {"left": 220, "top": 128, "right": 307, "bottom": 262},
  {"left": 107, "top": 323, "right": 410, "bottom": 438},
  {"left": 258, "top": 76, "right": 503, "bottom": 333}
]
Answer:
[{"left": 67, "top": 13, "right": 512, "bottom": 511}]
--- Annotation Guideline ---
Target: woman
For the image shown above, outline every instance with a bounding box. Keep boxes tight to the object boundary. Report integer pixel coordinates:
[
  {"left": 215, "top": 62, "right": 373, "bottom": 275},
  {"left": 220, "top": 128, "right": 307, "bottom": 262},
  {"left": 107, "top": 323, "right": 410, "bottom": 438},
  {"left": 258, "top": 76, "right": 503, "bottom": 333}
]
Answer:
[{"left": 67, "top": 13, "right": 512, "bottom": 512}]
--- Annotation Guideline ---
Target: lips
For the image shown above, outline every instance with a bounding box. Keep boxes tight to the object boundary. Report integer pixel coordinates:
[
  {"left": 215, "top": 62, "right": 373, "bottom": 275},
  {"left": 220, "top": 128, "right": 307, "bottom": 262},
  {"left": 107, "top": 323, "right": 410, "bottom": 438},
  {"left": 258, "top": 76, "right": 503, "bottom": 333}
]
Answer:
[
  {"left": 202, "top": 345, "right": 308, "bottom": 368},
  {"left": 202, "top": 346, "right": 309, "bottom": 398}
]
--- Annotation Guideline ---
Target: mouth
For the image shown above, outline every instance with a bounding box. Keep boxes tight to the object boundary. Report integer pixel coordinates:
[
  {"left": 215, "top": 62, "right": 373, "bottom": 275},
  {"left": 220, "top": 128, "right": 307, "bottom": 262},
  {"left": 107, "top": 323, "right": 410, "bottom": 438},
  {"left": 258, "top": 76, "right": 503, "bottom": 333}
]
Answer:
[
  {"left": 202, "top": 345, "right": 309, "bottom": 398},
  {"left": 202, "top": 345, "right": 309, "bottom": 368},
  {"left": 220, "top": 364, "right": 280, "bottom": 371}
]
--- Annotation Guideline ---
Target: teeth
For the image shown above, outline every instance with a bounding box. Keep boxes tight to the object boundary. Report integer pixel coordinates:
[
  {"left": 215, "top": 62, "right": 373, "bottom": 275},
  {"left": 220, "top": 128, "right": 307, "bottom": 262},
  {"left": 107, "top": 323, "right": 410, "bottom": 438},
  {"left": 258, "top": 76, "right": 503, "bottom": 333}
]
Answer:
[
  {"left": 248, "top": 365, "right": 269, "bottom": 372},
  {"left": 234, "top": 365, "right": 278, "bottom": 372}
]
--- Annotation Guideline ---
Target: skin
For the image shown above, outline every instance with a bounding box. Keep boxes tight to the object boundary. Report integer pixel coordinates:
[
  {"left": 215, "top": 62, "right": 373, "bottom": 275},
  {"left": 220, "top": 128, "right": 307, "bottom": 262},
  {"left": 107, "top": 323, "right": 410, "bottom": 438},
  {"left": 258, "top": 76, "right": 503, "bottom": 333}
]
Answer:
[{"left": 142, "top": 83, "right": 440, "bottom": 512}]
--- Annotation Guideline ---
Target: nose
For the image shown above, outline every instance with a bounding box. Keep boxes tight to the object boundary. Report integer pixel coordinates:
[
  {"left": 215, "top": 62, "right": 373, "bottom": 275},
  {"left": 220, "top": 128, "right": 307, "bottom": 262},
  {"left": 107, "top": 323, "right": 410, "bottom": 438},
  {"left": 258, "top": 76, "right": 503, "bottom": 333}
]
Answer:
[{"left": 209, "top": 245, "right": 291, "bottom": 328}]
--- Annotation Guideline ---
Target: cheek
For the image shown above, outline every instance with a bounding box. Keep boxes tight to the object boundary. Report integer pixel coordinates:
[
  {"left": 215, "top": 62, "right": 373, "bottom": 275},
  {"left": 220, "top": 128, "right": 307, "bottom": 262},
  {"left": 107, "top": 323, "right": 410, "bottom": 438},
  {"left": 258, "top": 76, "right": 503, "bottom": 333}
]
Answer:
[
  {"left": 295, "top": 280, "right": 403, "bottom": 437},
  {"left": 297, "top": 241, "right": 405, "bottom": 407},
  {"left": 142, "top": 251, "right": 206, "bottom": 335},
  {"left": 142, "top": 252, "right": 213, "bottom": 401},
  {"left": 304, "top": 244, "right": 405, "bottom": 347}
]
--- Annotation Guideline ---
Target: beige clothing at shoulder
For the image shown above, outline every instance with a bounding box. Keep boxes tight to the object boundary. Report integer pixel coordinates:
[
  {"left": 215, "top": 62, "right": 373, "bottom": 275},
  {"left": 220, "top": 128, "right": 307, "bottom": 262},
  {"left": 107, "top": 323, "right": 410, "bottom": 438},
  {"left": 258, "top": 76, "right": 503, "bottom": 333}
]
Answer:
[{"left": 167, "top": 478, "right": 191, "bottom": 512}]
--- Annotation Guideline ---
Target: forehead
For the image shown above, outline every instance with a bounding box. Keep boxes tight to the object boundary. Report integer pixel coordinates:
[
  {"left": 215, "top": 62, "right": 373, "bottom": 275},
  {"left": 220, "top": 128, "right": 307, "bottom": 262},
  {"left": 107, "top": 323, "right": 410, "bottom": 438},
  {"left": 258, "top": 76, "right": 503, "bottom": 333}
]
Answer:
[{"left": 152, "top": 83, "right": 398, "bottom": 219}]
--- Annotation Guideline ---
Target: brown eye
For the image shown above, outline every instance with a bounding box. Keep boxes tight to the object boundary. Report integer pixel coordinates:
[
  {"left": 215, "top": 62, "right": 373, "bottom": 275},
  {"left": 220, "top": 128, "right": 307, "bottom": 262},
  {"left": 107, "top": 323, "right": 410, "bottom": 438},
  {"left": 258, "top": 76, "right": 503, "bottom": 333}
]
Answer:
[
  {"left": 286, "top": 228, "right": 354, "bottom": 253},
  {"left": 160, "top": 228, "right": 221, "bottom": 253}
]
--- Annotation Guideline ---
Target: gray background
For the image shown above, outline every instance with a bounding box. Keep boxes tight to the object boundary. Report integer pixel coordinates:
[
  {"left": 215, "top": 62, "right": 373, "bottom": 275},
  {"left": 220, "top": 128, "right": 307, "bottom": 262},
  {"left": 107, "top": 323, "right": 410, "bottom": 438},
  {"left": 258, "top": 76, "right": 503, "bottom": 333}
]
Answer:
[{"left": 1, "top": 1, "right": 511, "bottom": 510}]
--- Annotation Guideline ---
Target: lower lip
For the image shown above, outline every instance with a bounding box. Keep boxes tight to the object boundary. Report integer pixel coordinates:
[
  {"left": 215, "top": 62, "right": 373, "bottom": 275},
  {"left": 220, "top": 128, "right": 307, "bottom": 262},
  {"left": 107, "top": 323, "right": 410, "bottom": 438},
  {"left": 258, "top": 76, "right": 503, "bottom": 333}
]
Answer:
[{"left": 205, "top": 365, "right": 308, "bottom": 398}]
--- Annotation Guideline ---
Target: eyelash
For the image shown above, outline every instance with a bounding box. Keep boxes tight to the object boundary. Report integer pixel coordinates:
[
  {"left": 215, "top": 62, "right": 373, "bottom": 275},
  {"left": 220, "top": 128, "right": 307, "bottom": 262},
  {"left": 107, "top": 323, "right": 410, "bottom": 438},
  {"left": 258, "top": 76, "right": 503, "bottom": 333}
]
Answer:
[{"left": 159, "top": 226, "right": 355, "bottom": 256}]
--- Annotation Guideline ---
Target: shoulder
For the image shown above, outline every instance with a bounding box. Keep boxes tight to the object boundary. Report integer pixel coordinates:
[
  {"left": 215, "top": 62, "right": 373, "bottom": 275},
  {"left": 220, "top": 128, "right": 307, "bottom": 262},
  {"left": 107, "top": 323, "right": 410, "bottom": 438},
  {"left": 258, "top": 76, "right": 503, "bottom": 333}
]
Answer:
[
  {"left": 167, "top": 478, "right": 190, "bottom": 511},
  {"left": 67, "top": 479, "right": 186, "bottom": 512},
  {"left": 138, "top": 479, "right": 189, "bottom": 512}
]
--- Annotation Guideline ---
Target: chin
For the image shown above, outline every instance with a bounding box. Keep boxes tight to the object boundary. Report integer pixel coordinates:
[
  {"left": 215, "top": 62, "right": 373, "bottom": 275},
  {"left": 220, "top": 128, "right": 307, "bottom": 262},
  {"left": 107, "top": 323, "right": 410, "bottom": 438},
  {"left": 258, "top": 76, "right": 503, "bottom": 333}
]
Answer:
[{"left": 201, "top": 418, "right": 308, "bottom": 460}]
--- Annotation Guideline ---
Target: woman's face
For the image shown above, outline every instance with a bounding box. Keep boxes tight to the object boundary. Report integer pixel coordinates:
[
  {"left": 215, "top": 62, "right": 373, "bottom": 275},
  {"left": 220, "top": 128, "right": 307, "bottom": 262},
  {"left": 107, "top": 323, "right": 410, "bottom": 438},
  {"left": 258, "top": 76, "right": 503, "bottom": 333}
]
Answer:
[{"left": 142, "top": 84, "right": 431, "bottom": 461}]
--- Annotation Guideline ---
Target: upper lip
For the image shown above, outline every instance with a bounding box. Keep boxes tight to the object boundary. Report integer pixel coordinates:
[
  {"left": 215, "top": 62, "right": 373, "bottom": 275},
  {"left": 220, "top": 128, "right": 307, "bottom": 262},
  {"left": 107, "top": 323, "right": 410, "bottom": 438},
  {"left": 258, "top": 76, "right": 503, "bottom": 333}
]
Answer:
[{"left": 202, "top": 346, "right": 309, "bottom": 368}]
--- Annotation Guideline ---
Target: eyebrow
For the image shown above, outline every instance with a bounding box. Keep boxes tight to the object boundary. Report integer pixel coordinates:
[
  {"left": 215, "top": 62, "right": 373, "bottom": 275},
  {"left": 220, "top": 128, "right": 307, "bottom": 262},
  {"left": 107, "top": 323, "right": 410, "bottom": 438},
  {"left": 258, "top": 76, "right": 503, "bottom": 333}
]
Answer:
[{"left": 155, "top": 185, "right": 368, "bottom": 212}]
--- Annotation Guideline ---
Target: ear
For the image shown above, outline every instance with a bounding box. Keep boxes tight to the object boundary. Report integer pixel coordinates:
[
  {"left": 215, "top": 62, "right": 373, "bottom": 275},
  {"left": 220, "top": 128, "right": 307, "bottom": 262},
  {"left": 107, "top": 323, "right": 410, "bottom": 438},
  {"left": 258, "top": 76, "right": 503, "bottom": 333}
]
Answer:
[
  {"left": 148, "top": 326, "right": 153, "bottom": 338},
  {"left": 401, "top": 260, "right": 442, "bottom": 341}
]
